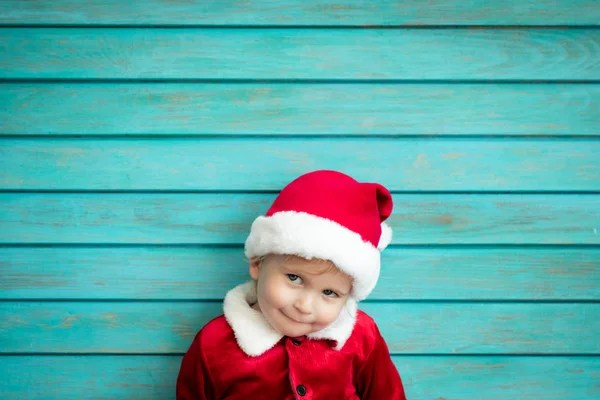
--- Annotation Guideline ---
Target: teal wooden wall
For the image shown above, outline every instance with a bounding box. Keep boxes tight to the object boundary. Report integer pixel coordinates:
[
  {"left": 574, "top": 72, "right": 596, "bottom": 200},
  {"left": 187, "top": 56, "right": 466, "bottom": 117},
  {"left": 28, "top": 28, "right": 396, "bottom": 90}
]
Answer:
[{"left": 1, "top": 1, "right": 599, "bottom": 399}]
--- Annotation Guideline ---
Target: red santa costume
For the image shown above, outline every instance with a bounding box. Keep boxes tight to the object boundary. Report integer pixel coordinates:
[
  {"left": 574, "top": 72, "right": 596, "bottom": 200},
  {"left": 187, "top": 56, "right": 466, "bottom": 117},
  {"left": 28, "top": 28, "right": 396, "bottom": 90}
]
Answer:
[{"left": 177, "top": 170, "right": 407, "bottom": 399}]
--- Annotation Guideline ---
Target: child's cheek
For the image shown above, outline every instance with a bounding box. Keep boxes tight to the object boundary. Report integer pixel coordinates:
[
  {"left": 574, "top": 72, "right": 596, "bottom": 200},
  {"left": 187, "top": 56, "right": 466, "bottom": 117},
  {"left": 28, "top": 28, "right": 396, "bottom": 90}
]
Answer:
[
  {"left": 318, "top": 303, "right": 344, "bottom": 326},
  {"left": 261, "top": 278, "right": 290, "bottom": 309}
]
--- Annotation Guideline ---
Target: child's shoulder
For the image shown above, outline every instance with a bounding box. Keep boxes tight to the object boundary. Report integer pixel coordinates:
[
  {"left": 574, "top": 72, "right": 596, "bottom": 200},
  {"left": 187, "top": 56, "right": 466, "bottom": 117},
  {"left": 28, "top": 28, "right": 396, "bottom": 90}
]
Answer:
[
  {"left": 348, "top": 309, "right": 386, "bottom": 347},
  {"left": 355, "top": 309, "right": 379, "bottom": 331},
  {"left": 199, "top": 314, "right": 230, "bottom": 335},
  {"left": 189, "top": 314, "right": 237, "bottom": 352}
]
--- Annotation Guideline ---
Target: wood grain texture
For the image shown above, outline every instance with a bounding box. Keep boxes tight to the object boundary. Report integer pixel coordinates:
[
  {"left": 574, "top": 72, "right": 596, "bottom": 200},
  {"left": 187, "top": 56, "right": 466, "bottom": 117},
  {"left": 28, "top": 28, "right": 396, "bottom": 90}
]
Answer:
[
  {"left": 2, "top": 138, "right": 599, "bottom": 191},
  {"left": 2, "top": 193, "right": 599, "bottom": 245},
  {"left": 0, "top": 0, "right": 598, "bottom": 25},
  {"left": 2, "top": 1, "right": 599, "bottom": 398},
  {"left": 2, "top": 247, "right": 599, "bottom": 300},
  {"left": 1, "top": 84, "right": 598, "bottom": 135},
  {"left": 2, "top": 302, "right": 598, "bottom": 354},
  {"left": 2, "top": 28, "right": 599, "bottom": 79},
  {"left": 2, "top": 355, "right": 599, "bottom": 400}
]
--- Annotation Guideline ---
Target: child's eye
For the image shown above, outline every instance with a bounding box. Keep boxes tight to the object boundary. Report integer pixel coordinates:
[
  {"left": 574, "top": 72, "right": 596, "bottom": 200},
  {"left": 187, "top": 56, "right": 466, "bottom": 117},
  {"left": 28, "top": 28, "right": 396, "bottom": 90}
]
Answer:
[
  {"left": 323, "top": 289, "right": 338, "bottom": 297},
  {"left": 287, "top": 274, "right": 301, "bottom": 283}
]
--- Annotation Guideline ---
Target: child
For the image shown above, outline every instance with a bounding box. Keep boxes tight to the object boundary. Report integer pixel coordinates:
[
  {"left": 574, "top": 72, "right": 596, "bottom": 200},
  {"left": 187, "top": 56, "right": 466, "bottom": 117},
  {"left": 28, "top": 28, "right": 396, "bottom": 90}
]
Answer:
[{"left": 176, "top": 170, "right": 407, "bottom": 399}]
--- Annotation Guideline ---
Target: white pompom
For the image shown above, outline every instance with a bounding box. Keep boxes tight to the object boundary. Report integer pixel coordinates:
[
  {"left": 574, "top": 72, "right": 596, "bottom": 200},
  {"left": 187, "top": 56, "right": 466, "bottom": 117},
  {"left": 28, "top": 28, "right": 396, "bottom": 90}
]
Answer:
[{"left": 377, "top": 222, "right": 392, "bottom": 250}]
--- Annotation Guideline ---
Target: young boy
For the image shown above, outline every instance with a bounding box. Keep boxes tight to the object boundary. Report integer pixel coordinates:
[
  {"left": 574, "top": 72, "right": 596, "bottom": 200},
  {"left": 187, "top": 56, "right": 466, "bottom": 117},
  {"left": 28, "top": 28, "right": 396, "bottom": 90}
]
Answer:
[{"left": 176, "top": 170, "right": 407, "bottom": 399}]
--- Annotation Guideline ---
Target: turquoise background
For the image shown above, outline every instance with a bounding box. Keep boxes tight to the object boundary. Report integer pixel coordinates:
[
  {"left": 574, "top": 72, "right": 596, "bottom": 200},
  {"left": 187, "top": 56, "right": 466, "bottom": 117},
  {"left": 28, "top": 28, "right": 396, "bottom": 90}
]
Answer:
[{"left": 1, "top": 1, "right": 599, "bottom": 398}]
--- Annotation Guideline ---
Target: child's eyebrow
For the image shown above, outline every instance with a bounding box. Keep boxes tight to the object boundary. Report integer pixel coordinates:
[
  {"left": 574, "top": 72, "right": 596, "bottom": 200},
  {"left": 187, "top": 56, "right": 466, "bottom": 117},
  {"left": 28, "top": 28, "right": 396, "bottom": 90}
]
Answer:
[
  {"left": 279, "top": 265, "right": 310, "bottom": 277},
  {"left": 280, "top": 264, "right": 320, "bottom": 276},
  {"left": 278, "top": 263, "right": 299, "bottom": 272}
]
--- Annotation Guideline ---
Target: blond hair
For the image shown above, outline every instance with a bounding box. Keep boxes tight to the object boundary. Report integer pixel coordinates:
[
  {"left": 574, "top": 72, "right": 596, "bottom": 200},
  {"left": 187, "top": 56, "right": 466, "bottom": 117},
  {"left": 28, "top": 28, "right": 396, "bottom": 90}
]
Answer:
[{"left": 250, "top": 254, "right": 348, "bottom": 277}]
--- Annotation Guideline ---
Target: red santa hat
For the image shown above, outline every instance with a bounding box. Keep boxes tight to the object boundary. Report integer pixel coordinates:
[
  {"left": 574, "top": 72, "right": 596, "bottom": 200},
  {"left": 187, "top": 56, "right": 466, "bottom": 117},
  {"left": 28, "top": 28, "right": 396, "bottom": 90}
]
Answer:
[{"left": 244, "top": 170, "right": 393, "bottom": 301}]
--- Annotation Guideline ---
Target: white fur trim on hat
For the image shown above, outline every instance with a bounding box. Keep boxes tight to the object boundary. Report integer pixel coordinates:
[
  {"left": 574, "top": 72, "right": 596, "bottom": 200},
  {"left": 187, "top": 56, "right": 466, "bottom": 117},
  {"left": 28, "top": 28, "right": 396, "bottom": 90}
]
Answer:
[
  {"left": 244, "top": 211, "right": 386, "bottom": 300},
  {"left": 378, "top": 222, "right": 393, "bottom": 250}
]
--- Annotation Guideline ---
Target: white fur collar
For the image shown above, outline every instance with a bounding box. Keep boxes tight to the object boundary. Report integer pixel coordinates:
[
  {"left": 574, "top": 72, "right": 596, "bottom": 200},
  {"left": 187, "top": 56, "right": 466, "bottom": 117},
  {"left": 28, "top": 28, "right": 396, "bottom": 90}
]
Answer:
[{"left": 223, "top": 280, "right": 357, "bottom": 357}]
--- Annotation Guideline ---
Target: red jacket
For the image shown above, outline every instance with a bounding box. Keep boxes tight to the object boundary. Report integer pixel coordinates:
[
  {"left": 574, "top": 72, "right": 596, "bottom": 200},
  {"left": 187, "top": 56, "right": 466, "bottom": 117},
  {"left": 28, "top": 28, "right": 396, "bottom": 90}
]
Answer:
[{"left": 177, "top": 281, "right": 406, "bottom": 400}]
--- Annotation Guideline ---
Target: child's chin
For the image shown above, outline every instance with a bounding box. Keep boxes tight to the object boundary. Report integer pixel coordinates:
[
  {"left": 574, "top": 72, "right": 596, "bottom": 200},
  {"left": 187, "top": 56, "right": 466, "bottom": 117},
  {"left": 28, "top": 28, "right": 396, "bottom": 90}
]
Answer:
[{"left": 279, "top": 326, "right": 311, "bottom": 337}]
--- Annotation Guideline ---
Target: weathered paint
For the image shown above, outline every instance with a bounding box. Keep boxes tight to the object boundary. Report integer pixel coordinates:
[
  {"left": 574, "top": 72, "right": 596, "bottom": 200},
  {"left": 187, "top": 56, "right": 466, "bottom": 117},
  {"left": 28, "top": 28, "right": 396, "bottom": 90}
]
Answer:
[
  {"left": 2, "top": 302, "right": 599, "bottom": 354},
  {"left": 1, "top": 193, "right": 598, "bottom": 244},
  {"left": 1, "top": 138, "right": 599, "bottom": 190},
  {"left": 3, "top": 356, "right": 598, "bottom": 400},
  {"left": 1, "top": 84, "right": 598, "bottom": 135},
  {"left": 1, "top": 29, "right": 599, "bottom": 79},
  {"left": 0, "top": 0, "right": 598, "bottom": 25},
  {"left": 2, "top": 247, "right": 598, "bottom": 300},
  {"left": 1, "top": 1, "right": 599, "bottom": 398}
]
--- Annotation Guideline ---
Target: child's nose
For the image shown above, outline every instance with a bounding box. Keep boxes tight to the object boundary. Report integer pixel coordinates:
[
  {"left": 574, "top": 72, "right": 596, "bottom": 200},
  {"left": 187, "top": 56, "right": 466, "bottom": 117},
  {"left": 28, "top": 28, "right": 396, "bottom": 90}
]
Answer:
[{"left": 294, "top": 295, "right": 313, "bottom": 314}]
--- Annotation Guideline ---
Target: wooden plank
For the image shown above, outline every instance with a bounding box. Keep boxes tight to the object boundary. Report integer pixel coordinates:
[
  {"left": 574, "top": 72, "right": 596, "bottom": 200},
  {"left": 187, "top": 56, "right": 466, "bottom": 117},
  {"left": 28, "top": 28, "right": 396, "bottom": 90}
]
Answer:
[
  {"left": 0, "top": 0, "right": 598, "bottom": 26},
  {"left": 2, "top": 247, "right": 598, "bottom": 300},
  {"left": 1, "top": 193, "right": 598, "bottom": 245},
  {"left": 2, "top": 138, "right": 599, "bottom": 191},
  {"left": 2, "top": 356, "right": 599, "bottom": 400},
  {"left": 2, "top": 29, "right": 599, "bottom": 80},
  {"left": 1, "top": 302, "right": 598, "bottom": 354},
  {"left": 1, "top": 84, "right": 598, "bottom": 135}
]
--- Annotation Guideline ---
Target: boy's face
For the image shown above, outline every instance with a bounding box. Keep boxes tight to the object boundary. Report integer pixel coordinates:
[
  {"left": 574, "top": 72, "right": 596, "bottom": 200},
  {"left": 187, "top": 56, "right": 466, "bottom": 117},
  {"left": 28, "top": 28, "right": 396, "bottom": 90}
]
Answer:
[{"left": 249, "top": 254, "right": 353, "bottom": 338}]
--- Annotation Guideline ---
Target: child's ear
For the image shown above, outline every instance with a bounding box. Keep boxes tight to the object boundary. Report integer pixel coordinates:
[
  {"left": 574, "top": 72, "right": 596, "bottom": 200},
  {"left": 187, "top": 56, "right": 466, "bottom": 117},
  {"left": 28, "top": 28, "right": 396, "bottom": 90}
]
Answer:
[{"left": 249, "top": 259, "right": 261, "bottom": 280}]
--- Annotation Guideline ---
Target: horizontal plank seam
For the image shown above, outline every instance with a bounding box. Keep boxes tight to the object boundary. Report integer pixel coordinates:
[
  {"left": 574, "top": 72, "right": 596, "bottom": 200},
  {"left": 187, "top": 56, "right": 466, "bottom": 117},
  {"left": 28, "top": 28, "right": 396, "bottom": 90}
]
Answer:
[
  {"left": 2, "top": 135, "right": 600, "bottom": 140},
  {"left": 0, "top": 24, "right": 598, "bottom": 29},
  {"left": 2, "top": 79, "right": 600, "bottom": 85},
  {"left": 2, "top": 352, "right": 599, "bottom": 357},
  {"left": 1, "top": 243, "right": 599, "bottom": 249},
  {"left": 1, "top": 190, "right": 599, "bottom": 194},
  {"left": 1, "top": 299, "right": 599, "bottom": 303},
  {"left": 1, "top": 244, "right": 599, "bottom": 248},
  {"left": 2, "top": 79, "right": 600, "bottom": 84}
]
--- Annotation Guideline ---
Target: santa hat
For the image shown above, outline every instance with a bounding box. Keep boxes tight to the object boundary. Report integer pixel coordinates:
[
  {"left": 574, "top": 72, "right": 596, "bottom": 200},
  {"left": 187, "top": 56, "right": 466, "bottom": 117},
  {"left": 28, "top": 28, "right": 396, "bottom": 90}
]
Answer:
[{"left": 244, "top": 170, "right": 393, "bottom": 301}]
